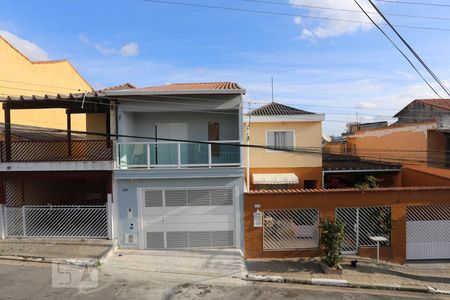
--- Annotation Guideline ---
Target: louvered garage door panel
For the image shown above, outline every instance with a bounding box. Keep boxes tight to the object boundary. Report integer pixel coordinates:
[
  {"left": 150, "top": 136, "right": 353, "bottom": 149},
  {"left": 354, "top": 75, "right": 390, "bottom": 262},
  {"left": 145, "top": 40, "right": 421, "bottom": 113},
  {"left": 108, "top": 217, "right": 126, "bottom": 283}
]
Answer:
[
  {"left": 142, "top": 187, "right": 235, "bottom": 249},
  {"left": 407, "top": 205, "right": 450, "bottom": 260}
]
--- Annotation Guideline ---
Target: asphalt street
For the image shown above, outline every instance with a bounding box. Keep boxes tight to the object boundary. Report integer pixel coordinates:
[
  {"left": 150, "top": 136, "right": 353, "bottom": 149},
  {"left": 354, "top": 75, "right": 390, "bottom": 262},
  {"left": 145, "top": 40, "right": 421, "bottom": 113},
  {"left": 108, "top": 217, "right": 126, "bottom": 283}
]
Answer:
[{"left": 0, "top": 259, "right": 447, "bottom": 300}]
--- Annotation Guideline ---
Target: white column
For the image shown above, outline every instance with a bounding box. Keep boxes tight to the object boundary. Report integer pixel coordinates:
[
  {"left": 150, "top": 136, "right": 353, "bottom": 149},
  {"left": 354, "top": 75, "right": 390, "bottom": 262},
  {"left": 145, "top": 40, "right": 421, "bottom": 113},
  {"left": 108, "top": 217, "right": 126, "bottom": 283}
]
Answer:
[
  {"left": 0, "top": 205, "right": 4, "bottom": 239},
  {"left": 107, "top": 194, "right": 114, "bottom": 240}
]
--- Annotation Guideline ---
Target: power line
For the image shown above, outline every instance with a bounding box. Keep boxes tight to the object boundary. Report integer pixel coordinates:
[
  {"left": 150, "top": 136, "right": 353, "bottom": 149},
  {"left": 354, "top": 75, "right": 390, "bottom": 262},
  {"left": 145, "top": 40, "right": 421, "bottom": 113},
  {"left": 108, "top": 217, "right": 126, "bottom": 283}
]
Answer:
[
  {"left": 353, "top": 0, "right": 443, "bottom": 98},
  {"left": 242, "top": 0, "right": 450, "bottom": 21},
  {"left": 2, "top": 77, "right": 450, "bottom": 116},
  {"left": 375, "top": 0, "right": 450, "bottom": 8},
  {"left": 366, "top": 0, "right": 450, "bottom": 97},
  {"left": 140, "top": 0, "right": 450, "bottom": 32},
  {"left": 3, "top": 124, "right": 447, "bottom": 165}
]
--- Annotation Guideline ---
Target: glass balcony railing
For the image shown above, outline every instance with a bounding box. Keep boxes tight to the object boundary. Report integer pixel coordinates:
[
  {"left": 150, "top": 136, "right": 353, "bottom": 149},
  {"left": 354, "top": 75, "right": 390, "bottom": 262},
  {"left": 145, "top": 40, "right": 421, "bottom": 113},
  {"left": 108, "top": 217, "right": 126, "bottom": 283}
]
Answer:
[{"left": 117, "top": 141, "right": 240, "bottom": 168}]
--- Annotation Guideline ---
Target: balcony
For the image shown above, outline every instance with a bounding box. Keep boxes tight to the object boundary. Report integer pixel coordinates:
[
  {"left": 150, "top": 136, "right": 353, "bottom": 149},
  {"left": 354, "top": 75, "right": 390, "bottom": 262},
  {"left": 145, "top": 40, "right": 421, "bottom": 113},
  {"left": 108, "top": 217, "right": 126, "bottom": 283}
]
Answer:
[
  {"left": 0, "top": 140, "right": 113, "bottom": 162},
  {"left": 117, "top": 141, "right": 241, "bottom": 169}
]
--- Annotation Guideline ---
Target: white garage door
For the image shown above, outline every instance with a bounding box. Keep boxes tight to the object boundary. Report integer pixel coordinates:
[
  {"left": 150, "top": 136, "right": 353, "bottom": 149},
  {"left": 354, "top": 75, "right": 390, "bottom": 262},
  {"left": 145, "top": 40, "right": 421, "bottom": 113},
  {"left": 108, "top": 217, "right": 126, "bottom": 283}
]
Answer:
[
  {"left": 140, "top": 188, "right": 236, "bottom": 249},
  {"left": 407, "top": 205, "right": 450, "bottom": 260}
]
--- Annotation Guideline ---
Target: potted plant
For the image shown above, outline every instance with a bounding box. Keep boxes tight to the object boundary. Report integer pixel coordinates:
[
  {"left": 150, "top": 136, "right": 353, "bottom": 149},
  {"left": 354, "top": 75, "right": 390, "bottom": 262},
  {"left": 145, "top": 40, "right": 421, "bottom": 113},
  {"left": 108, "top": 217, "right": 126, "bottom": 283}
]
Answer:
[{"left": 319, "top": 217, "right": 345, "bottom": 275}]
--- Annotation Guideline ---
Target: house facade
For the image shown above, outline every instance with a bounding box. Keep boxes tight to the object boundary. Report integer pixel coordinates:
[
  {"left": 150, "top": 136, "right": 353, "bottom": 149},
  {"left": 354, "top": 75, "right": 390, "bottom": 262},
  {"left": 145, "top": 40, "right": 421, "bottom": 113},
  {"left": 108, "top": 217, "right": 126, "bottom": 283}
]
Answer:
[
  {"left": 244, "top": 102, "right": 324, "bottom": 190},
  {"left": 0, "top": 35, "right": 107, "bottom": 132},
  {"left": 110, "top": 82, "right": 245, "bottom": 250}
]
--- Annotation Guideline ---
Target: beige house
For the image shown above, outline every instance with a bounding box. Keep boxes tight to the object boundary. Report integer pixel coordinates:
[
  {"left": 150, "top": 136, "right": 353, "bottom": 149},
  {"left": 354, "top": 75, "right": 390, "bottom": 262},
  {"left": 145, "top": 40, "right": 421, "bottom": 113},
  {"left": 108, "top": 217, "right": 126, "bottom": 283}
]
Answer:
[{"left": 244, "top": 102, "right": 324, "bottom": 190}]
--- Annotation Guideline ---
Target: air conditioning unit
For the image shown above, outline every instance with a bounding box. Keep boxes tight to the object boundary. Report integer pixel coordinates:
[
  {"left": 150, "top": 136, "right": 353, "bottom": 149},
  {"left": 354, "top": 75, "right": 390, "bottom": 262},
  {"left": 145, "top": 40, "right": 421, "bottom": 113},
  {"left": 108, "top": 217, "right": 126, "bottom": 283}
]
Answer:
[{"left": 124, "top": 234, "right": 138, "bottom": 245}]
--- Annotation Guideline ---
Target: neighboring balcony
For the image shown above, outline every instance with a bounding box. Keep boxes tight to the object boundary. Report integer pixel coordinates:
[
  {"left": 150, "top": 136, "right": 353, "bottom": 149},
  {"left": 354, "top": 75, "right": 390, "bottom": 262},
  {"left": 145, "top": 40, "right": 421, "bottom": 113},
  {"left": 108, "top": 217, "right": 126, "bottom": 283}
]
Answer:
[
  {"left": 0, "top": 140, "right": 113, "bottom": 162},
  {"left": 117, "top": 141, "right": 241, "bottom": 169}
]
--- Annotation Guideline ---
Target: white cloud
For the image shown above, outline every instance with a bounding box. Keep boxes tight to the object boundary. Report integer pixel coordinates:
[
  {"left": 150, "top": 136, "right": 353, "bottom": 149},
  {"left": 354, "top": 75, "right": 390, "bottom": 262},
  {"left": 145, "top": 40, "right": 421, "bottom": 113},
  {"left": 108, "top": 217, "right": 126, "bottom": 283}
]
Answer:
[
  {"left": 294, "top": 16, "right": 303, "bottom": 25},
  {"left": 93, "top": 41, "right": 139, "bottom": 57},
  {"left": 356, "top": 101, "right": 377, "bottom": 109},
  {"left": 78, "top": 33, "right": 89, "bottom": 44},
  {"left": 289, "top": 0, "right": 381, "bottom": 39},
  {"left": 120, "top": 42, "right": 139, "bottom": 56},
  {"left": 94, "top": 44, "right": 117, "bottom": 55},
  {"left": 0, "top": 30, "right": 48, "bottom": 61}
]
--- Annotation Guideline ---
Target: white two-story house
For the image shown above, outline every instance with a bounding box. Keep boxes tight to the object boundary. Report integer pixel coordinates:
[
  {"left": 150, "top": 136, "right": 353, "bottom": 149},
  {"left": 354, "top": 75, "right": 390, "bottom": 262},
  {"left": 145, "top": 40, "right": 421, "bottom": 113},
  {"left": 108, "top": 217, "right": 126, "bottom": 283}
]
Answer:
[{"left": 110, "top": 82, "right": 245, "bottom": 250}]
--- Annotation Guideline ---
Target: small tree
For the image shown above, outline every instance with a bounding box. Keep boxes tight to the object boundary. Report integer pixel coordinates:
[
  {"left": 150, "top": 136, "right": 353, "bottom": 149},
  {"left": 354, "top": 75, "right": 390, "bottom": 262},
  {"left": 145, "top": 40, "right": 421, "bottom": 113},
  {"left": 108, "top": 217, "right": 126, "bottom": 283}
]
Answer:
[
  {"left": 355, "top": 175, "right": 382, "bottom": 190},
  {"left": 320, "top": 217, "right": 346, "bottom": 268}
]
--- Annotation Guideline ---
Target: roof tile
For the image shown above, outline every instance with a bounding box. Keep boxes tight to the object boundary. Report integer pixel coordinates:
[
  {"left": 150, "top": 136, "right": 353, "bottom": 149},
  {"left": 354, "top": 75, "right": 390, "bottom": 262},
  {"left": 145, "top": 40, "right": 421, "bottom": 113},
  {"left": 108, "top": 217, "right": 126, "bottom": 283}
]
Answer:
[{"left": 249, "top": 102, "right": 315, "bottom": 116}]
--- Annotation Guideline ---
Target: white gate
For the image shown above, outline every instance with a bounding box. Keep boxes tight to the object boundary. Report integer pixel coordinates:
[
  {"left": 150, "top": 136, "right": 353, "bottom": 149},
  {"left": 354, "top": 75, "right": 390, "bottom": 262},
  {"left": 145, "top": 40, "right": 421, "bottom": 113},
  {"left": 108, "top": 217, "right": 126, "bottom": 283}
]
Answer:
[
  {"left": 141, "top": 188, "right": 236, "bottom": 249},
  {"left": 335, "top": 207, "right": 391, "bottom": 254},
  {"left": 407, "top": 205, "right": 450, "bottom": 260},
  {"left": 263, "top": 208, "right": 319, "bottom": 250},
  {"left": 1, "top": 204, "right": 109, "bottom": 239}
]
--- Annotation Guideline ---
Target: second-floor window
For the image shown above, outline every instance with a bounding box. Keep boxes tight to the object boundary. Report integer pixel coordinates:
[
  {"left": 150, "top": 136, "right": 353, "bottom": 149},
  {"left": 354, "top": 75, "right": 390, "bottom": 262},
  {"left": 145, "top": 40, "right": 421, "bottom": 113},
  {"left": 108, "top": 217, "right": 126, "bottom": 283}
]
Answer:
[{"left": 267, "top": 130, "right": 294, "bottom": 151}]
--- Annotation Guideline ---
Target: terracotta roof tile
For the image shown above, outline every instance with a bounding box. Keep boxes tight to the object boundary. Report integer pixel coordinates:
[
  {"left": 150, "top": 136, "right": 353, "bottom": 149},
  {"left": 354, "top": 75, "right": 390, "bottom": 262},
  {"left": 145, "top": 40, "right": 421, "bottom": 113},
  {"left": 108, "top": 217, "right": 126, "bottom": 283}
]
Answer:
[
  {"left": 98, "top": 83, "right": 135, "bottom": 92},
  {"left": 135, "top": 82, "right": 243, "bottom": 92},
  {"left": 246, "top": 186, "right": 450, "bottom": 194},
  {"left": 415, "top": 99, "right": 450, "bottom": 111}
]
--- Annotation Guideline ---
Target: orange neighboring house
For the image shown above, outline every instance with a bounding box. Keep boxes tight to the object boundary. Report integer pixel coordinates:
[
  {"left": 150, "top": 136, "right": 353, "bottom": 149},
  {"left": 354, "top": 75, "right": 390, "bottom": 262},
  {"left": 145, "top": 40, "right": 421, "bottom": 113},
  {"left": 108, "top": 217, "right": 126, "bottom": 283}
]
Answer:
[
  {"left": 243, "top": 102, "right": 324, "bottom": 190},
  {"left": 324, "top": 99, "right": 450, "bottom": 186},
  {"left": 0, "top": 35, "right": 106, "bottom": 133}
]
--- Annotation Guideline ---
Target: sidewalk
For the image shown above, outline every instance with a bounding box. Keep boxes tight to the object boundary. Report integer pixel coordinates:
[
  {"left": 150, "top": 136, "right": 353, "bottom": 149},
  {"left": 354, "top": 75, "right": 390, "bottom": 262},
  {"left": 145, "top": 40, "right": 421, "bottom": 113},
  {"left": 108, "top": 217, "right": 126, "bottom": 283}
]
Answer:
[
  {"left": 0, "top": 239, "right": 116, "bottom": 266},
  {"left": 245, "top": 256, "right": 450, "bottom": 293}
]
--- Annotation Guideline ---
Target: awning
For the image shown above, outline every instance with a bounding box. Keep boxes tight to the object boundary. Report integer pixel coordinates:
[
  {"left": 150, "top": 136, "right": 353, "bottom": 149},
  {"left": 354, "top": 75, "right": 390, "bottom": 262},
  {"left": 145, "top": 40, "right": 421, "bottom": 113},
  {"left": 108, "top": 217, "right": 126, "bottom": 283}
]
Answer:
[{"left": 252, "top": 173, "right": 299, "bottom": 185}]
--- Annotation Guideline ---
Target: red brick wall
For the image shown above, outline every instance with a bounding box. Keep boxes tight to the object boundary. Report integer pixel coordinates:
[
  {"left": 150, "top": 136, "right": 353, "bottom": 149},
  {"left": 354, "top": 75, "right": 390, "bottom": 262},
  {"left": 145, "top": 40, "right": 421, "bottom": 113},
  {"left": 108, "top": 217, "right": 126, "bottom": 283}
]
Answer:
[{"left": 244, "top": 187, "right": 450, "bottom": 264}]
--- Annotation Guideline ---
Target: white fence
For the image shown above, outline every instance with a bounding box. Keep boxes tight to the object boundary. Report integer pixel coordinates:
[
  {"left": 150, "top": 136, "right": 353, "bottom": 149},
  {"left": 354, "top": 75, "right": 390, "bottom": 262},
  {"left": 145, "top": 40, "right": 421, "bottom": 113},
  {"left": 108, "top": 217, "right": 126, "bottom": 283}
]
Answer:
[
  {"left": 335, "top": 206, "right": 391, "bottom": 254},
  {"left": 0, "top": 201, "right": 112, "bottom": 239},
  {"left": 263, "top": 208, "right": 319, "bottom": 250}
]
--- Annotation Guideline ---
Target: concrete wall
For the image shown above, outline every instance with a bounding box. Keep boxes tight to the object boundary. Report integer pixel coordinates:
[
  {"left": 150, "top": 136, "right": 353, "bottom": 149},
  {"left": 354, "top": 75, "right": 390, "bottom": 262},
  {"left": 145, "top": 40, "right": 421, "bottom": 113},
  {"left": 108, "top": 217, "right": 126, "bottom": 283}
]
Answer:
[
  {"left": 244, "top": 187, "right": 450, "bottom": 264},
  {"left": 0, "top": 36, "right": 93, "bottom": 131},
  {"left": 113, "top": 169, "right": 244, "bottom": 249},
  {"left": 244, "top": 121, "right": 322, "bottom": 169},
  {"left": 346, "top": 122, "right": 436, "bottom": 166},
  {"left": 402, "top": 166, "right": 450, "bottom": 187},
  {"left": 120, "top": 111, "right": 239, "bottom": 141}
]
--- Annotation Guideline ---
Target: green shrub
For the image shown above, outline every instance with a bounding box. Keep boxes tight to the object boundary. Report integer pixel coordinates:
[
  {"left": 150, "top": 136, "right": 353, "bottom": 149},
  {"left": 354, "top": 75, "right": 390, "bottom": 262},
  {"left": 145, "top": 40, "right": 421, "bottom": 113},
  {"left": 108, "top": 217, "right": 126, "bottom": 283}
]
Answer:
[{"left": 320, "top": 217, "right": 346, "bottom": 268}]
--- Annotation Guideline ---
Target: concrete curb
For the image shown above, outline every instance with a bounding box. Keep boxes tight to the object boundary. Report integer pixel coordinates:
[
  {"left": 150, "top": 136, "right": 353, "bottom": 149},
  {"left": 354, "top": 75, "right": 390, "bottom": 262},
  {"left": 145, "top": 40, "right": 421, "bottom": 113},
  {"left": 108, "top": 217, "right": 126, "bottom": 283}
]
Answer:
[
  {"left": 242, "top": 274, "right": 450, "bottom": 295},
  {"left": 0, "top": 239, "right": 118, "bottom": 267}
]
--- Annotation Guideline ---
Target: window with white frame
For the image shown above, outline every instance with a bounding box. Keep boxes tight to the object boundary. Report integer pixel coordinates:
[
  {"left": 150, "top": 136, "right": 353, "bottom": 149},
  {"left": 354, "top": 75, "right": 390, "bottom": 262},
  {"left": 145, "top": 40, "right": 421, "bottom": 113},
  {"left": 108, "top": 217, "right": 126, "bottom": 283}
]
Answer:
[{"left": 267, "top": 131, "right": 294, "bottom": 151}]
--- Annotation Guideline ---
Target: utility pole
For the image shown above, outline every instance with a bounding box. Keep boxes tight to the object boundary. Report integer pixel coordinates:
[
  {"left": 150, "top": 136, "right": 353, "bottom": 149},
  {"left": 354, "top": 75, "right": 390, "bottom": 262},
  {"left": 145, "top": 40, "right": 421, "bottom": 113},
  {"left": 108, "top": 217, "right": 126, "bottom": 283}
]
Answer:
[{"left": 246, "top": 102, "right": 251, "bottom": 192}]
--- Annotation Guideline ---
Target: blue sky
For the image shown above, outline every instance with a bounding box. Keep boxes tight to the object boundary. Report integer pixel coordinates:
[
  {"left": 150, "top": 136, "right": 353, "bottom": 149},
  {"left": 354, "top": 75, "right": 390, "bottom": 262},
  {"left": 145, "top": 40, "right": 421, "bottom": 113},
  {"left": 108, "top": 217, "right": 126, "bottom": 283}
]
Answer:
[{"left": 1, "top": 0, "right": 450, "bottom": 135}]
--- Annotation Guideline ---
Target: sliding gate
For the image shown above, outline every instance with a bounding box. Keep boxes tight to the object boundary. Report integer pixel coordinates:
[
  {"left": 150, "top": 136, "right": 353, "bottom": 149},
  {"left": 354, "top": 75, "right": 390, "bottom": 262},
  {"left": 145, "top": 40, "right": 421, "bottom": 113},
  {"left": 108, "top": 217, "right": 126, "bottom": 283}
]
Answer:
[{"left": 335, "top": 207, "right": 391, "bottom": 254}]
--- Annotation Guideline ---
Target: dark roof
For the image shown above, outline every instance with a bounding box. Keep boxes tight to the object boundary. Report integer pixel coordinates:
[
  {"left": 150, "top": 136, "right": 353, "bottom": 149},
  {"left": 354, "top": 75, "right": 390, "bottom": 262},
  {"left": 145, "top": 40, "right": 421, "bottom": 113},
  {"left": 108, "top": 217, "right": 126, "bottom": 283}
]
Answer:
[
  {"left": 249, "top": 102, "right": 315, "bottom": 116},
  {"left": 0, "top": 123, "right": 88, "bottom": 141},
  {"left": 323, "top": 154, "right": 401, "bottom": 172}
]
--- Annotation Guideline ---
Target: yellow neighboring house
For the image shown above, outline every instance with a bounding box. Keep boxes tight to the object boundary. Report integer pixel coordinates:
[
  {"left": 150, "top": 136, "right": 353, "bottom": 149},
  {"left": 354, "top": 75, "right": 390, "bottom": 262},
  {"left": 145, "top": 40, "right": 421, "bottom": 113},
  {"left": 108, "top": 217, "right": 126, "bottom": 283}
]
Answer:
[
  {"left": 0, "top": 35, "right": 96, "bottom": 131},
  {"left": 244, "top": 102, "right": 325, "bottom": 190}
]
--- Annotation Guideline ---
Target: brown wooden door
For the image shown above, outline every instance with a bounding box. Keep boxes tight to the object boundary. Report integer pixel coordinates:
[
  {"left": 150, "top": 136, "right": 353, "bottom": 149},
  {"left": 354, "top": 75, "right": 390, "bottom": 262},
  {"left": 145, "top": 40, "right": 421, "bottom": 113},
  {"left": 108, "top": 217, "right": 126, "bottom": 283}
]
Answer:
[{"left": 208, "top": 122, "right": 219, "bottom": 155}]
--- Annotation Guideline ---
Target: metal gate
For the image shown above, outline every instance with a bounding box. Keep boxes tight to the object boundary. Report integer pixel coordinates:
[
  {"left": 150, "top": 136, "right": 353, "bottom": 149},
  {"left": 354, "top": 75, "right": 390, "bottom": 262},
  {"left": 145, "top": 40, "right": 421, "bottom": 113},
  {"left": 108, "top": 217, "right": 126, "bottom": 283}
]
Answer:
[
  {"left": 1, "top": 204, "right": 110, "bottom": 239},
  {"left": 407, "top": 205, "right": 450, "bottom": 260},
  {"left": 335, "top": 207, "right": 391, "bottom": 254},
  {"left": 263, "top": 208, "right": 319, "bottom": 250}
]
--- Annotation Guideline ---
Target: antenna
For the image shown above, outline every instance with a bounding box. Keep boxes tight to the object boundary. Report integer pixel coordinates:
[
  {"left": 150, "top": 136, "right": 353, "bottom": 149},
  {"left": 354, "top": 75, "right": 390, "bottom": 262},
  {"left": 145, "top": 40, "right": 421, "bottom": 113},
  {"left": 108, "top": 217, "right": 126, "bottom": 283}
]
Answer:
[{"left": 271, "top": 76, "right": 274, "bottom": 103}]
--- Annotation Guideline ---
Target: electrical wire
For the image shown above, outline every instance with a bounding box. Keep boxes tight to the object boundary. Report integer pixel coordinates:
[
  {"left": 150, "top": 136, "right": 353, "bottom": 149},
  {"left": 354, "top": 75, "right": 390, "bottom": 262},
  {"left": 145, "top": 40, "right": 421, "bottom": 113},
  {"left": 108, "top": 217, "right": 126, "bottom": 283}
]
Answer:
[
  {"left": 366, "top": 0, "right": 450, "bottom": 97},
  {"left": 242, "top": 0, "right": 450, "bottom": 21},
  {"left": 375, "top": 0, "right": 450, "bottom": 8},
  {"left": 140, "top": 0, "right": 450, "bottom": 32},
  {"left": 353, "top": 0, "right": 443, "bottom": 98}
]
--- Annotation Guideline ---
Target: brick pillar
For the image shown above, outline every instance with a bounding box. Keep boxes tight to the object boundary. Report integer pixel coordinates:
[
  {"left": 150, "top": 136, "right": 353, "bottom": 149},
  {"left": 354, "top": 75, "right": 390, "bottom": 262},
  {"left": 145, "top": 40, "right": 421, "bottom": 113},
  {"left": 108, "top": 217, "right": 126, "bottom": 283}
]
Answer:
[{"left": 391, "top": 203, "right": 407, "bottom": 264}]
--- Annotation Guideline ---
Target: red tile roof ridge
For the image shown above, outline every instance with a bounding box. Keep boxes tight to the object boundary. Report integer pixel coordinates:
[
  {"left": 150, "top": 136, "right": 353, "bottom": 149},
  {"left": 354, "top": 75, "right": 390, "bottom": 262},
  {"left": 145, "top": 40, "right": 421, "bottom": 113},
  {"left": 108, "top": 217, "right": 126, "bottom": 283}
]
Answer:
[{"left": 246, "top": 186, "right": 450, "bottom": 194}]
